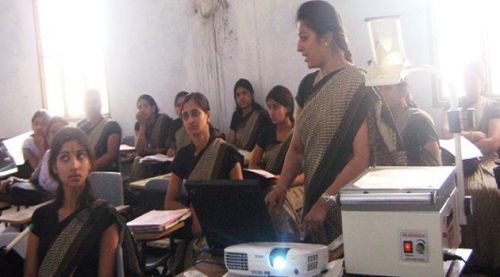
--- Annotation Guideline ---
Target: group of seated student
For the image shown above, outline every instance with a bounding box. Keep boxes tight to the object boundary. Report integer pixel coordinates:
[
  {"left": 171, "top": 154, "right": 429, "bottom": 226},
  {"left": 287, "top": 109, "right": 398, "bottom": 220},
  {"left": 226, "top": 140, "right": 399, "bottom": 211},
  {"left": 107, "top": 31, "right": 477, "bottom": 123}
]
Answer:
[
  {"left": 0, "top": 116, "right": 68, "bottom": 205},
  {"left": 24, "top": 127, "right": 142, "bottom": 276}
]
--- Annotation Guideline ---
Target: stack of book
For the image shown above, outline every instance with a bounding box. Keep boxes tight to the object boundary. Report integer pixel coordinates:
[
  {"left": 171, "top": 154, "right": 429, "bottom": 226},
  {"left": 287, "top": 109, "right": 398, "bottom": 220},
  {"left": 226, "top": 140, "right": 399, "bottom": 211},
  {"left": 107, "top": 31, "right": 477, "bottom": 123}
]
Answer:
[{"left": 127, "top": 208, "right": 190, "bottom": 233}]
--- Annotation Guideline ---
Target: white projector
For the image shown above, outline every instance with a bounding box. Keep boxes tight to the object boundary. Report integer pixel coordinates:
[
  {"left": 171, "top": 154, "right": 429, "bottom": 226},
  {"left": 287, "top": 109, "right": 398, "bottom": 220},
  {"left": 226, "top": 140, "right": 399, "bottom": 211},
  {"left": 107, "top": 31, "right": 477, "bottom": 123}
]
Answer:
[{"left": 224, "top": 242, "right": 328, "bottom": 277}]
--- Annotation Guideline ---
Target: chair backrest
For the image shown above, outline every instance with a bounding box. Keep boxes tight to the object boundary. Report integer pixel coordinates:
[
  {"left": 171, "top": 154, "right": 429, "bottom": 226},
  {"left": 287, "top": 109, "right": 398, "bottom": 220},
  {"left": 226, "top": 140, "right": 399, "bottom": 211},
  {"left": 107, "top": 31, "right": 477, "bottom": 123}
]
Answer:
[
  {"left": 121, "top": 136, "right": 135, "bottom": 147},
  {"left": 144, "top": 178, "right": 169, "bottom": 192},
  {"left": 89, "top": 172, "right": 124, "bottom": 206},
  {"left": 0, "top": 232, "right": 28, "bottom": 259}
]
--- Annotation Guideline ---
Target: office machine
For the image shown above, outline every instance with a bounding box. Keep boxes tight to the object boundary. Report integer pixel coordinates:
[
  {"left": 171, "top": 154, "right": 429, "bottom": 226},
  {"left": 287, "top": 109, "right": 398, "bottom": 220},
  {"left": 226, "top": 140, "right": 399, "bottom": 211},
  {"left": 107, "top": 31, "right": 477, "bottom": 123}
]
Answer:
[
  {"left": 224, "top": 242, "right": 328, "bottom": 277},
  {"left": 340, "top": 166, "right": 461, "bottom": 277}
]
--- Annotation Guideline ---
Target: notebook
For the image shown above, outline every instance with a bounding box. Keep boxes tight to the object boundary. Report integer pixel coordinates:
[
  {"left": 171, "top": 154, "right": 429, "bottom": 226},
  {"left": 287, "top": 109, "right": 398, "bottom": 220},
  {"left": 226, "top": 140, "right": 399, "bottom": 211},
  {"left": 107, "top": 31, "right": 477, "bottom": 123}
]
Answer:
[{"left": 185, "top": 179, "right": 277, "bottom": 255}]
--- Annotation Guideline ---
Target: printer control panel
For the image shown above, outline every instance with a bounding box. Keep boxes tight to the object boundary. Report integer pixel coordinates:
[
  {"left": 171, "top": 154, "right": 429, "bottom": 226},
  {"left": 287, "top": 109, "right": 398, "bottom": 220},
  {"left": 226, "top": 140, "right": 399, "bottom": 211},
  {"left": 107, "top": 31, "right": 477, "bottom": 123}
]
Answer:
[{"left": 400, "top": 231, "right": 428, "bottom": 262}]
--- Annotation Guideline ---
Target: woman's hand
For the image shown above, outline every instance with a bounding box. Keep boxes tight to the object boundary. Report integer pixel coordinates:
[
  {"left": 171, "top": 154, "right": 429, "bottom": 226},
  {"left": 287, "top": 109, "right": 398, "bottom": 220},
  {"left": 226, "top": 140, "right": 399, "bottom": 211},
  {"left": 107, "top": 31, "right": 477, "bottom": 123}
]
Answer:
[
  {"left": 191, "top": 209, "right": 203, "bottom": 237},
  {"left": 265, "top": 184, "right": 287, "bottom": 214},
  {"left": 136, "top": 111, "right": 147, "bottom": 124},
  {"left": 302, "top": 199, "right": 328, "bottom": 241}
]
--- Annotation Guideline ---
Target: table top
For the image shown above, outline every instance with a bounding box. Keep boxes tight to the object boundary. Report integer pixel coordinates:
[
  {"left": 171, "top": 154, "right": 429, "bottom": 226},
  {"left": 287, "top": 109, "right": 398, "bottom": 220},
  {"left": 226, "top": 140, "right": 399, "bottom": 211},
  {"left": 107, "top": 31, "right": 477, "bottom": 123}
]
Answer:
[{"left": 128, "top": 173, "right": 171, "bottom": 189}]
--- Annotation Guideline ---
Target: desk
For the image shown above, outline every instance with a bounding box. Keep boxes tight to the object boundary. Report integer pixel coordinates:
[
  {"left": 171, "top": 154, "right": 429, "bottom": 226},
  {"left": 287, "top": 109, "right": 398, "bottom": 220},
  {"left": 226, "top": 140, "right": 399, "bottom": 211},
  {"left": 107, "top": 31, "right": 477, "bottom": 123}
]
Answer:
[
  {"left": 128, "top": 173, "right": 171, "bottom": 189},
  {"left": 0, "top": 167, "right": 18, "bottom": 179}
]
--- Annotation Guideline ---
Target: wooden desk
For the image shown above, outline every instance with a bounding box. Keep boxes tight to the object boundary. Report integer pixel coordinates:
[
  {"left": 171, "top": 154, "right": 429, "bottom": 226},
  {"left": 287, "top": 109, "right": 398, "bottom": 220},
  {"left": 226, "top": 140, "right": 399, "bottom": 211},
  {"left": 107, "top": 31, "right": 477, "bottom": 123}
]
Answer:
[
  {"left": 128, "top": 173, "right": 171, "bottom": 189},
  {"left": 0, "top": 200, "right": 52, "bottom": 225}
]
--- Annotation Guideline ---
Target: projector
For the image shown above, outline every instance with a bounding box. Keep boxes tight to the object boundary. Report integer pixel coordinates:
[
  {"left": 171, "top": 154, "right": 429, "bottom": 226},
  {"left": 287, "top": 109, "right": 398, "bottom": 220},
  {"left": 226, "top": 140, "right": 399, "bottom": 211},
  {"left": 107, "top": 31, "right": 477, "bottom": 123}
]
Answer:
[{"left": 224, "top": 242, "right": 328, "bottom": 277}]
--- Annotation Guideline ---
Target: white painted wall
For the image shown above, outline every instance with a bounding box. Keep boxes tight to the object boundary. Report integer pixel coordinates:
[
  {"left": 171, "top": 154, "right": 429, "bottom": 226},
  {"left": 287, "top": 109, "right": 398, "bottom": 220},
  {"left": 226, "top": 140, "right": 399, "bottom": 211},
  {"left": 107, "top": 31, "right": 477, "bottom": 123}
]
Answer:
[{"left": 0, "top": 0, "right": 440, "bottom": 139}]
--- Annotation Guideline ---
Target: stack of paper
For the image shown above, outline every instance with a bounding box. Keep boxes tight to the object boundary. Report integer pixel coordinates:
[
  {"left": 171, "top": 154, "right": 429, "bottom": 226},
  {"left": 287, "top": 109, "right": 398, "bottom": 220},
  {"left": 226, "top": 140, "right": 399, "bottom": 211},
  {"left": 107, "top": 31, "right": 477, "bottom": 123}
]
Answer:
[
  {"left": 139, "top": 154, "right": 173, "bottom": 164},
  {"left": 127, "top": 209, "right": 190, "bottom": 233}
]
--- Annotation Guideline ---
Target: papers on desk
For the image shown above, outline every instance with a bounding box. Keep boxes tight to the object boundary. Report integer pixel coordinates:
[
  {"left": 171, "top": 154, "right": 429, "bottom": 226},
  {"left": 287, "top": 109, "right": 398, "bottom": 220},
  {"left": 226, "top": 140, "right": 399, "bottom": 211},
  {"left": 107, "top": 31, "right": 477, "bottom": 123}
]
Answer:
[
  {"left": 127, "top": 209, "right": 190, "bottom": 233},
  {"left": 139, "top": 154, "right": 173, "bottom": 164},
  {"left": 119, "top": 144, "right": 135, "bottom": 151},
  {"left": 243, "top": 168, "right": 275, "bottom": 179},
  {"left": 439, "top": 136, "right": 482, "bottom": 160}
]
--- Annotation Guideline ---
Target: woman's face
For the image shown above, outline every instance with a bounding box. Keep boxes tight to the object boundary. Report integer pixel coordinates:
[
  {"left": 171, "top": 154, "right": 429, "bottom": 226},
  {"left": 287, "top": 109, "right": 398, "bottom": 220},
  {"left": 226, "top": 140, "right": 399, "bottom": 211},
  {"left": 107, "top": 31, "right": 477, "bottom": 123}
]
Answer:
[
  {"left": 47, "top": 122, "right": 67, "bottom": 146},
  {"left": 137, "top": 99, "right": 156, "bottom": 120},
  {"left": 32, "top": 116, "right": 49, "bottom": 137},
  {"left": 53, "top": 140, "right": 91, "bottom": 189},
  {"left": 181, "top": 99, "right": 210, "bottom": 137},
  {"left": 297, "top": 21, "right": 327, "bottom": 69},
  {"left": 266, "top": 99, "right": 289, "bottom": 125},
  {"left": 378, "top": 85, "right": 401, "bottom": 109},
  {"left": 235, "top": 87, "right": 253, "bottom": 110},
  {"left": 464, "top": 70, "right": 483, "bottom": 98},
  {"left": 175, "top": 96, "right": 186, "bottom": 118}
]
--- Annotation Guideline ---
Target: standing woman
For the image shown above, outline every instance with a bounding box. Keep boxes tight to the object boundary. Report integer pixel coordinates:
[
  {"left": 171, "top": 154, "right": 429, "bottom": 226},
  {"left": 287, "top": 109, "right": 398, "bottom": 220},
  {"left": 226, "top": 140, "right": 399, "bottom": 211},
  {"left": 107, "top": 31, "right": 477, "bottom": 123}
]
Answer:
[
  {"left": 227, "top": 78, "right": 271, "bottom": 151},
  {"left": 131, "top": 94, "right": 173, "bottom": 180},
  {"left": 22, "top": 110, "right": 51, "bottom": 171},
  {"left": 166, "top": 91, "right": 190, "bottom": 157},
  {"left": 24, "top": 127, "right": 141, "bottom": 277},
  {"left": 378, "top": 81, "right": 442, "bottom": 166},
  {"left": 78, "top": 89, "right": 122, "bottom": 172},
  {"left": 266, "top": 0, "right": 404, "bottom": 244}
]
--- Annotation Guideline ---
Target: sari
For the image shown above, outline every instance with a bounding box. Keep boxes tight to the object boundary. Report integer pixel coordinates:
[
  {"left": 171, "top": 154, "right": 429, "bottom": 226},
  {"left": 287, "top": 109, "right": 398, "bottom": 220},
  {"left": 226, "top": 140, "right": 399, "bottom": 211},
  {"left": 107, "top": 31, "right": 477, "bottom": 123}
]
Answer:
[
  {"left": 262, "top": 133, "right": 293, "bottom": 175},
  {"left": 232, "top": 105, "right": 269, "bottom": 151},
  {"left": 297, "top": 65, "right": 406, "bottom": 244},
  {"left": 458, "top": 96, "right": 500, "bottom": 269},
  {"left": 36, "top": 201, "right": 142, "bottom": 277}
]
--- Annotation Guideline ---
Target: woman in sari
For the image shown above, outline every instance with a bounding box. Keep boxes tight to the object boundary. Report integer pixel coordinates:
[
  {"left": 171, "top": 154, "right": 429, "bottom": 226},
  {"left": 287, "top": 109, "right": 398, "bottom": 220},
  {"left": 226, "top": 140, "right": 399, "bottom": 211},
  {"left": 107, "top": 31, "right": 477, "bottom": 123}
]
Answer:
[
  {"left": 22, "top": 110, "right": 51, "bottom": 171},
  {"left": 378, "top": 81, "right": 441, "bottom": 166},
  {"left": 441, "top": 62, "right": 500, "bottom": 274},
  {"left": 266, "top": 0, "right": 405, "bottom": 245},
  {"left": 166, "top": 91, "right": 190, "bottom": 157},
  {"left": 130, "top": 94, "right": 173, "bottom": 180},
  {"left": 77, "top": 89, "right": 122, "bottom": 172},
  {"left": 227, "top": 78, "right": 271, "bottom": 151},
  {"left": 24, "top": 127, "right": 141, "bottom": 277},
  {"left": 249, "top": 85, "right": 304, "bottom": 240}
]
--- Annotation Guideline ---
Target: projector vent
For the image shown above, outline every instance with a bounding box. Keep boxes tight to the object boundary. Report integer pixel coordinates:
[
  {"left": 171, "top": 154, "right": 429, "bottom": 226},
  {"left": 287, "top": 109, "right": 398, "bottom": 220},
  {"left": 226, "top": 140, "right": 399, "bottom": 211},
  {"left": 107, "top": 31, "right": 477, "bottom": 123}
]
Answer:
[
  {"left": 225, "top": 252, "right": 248, "bottom": 271},
  {"left": 307, "top": 254, "right": 318, "bottom": 271}
]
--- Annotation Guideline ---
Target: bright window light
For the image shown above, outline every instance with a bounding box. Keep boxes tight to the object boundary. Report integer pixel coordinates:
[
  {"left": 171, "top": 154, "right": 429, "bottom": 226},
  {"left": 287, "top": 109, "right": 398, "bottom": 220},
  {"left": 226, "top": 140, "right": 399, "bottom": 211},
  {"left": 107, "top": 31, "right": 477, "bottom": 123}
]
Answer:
[
  {"left": 433, "top": 0, "right": 500, "bottom": 99},
  {"left": 36, "top": 0, "right": 109, "bottom": 118}
]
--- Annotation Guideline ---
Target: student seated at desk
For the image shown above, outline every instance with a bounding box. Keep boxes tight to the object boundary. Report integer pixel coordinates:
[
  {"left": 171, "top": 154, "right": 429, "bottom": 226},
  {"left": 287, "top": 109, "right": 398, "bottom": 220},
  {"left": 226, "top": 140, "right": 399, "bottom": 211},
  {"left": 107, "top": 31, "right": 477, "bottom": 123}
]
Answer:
[
  {"left": 377, "top": 81, "right": 442, "bottom": 166},
  {"left": 227, "top": 78, "right": 271, "bottom": 151},
  {"left": 167, "top": 91, "right": 190, "bottom": 157},
  {"left": 24, "top": 127, "right": 142, "bottom": 277},
  {"left": 164, "top": 92, "right": 243, "bottom": 273},
  {"left": 130, "top": 94, "right": 173, "bottom": 181},
  {"left": 22, "top": 110, "right": 51, "bottom": 172},
  {"left": 249, "top": 85, "right": 304, "bottom": 238},
  {"left": 0, "top": 117, "right": 68, "bottom": 206},
  {"left": 77, "top": 89, "right": 122, "bottom": 172}
]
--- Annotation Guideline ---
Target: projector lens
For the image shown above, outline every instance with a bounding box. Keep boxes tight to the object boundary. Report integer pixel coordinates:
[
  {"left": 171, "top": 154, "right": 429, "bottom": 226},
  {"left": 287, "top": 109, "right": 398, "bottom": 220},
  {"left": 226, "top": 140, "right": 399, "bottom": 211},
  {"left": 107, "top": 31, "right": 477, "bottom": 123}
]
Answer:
[{"left": 269, "top": 247, "right": 290, "bottom": 270}]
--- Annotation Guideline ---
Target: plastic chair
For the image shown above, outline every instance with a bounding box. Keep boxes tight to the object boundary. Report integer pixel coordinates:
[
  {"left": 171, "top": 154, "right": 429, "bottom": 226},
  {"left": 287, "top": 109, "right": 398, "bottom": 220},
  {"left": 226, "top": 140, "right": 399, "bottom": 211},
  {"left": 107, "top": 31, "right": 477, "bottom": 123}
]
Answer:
[{"left": 89, "top": 172, "right": 124, "bottom": 206}]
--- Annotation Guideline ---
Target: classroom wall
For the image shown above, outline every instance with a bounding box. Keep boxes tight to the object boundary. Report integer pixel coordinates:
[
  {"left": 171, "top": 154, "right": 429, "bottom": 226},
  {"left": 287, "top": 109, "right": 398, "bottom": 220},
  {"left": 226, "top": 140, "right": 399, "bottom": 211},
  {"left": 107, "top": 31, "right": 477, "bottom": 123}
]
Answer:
[{"left": 0, "top": 0, "right": 438, "bottom": 138}]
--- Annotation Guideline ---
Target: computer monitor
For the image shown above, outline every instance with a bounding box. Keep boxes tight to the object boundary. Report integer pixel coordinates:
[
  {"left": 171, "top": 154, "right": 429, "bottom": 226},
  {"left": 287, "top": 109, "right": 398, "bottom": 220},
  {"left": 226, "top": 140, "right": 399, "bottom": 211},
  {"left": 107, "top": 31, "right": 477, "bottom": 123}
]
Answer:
[{"left": 185, "top": 179, "right": 277, "bottom": 255}]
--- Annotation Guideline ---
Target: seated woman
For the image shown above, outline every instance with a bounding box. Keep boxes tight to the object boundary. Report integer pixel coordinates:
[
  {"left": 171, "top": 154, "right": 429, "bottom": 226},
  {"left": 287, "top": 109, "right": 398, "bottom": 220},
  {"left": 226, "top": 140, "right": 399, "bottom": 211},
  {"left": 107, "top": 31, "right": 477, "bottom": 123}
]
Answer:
[
  {"left": 166, "top": 91, "right": 190, "bottom": 157},
  {"left": 22, "top": 110, "right": 51, "bottom": 172},
  {"left": 0, "top": 116, "right": 68, "bottom": 205},
  {"left": 24, "top": 127, "right": 141, "bottom": 277},
  {"left": 378, "top": 81, "right": 441, "bottom": 166},
  {"left": 227, "top": 78, "right": 271, "bottom": 152},
  {"left": 164, "top": 92, "right": 243, "bottom": 272},
  {"left": 77, "top": 89, "right": 122, "bottom": 172},
  {"left": 441, "top": 62, "right": 500, "bottom": 274},
  {"left": 249, "top": 85, "right": 304, "bottom": 239},
  {"left": 130, "top": 94, "right": 173, "bottom": 181}
]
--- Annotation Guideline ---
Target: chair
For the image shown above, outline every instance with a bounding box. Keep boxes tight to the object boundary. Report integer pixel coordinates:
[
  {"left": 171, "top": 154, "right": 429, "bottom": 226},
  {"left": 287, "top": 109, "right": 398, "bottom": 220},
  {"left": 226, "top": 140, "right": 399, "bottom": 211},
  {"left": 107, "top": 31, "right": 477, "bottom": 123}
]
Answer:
[
  {"left": 144, "top": 179, "right": 169, "bottom": 211},
  {"left": 89, "top": 172, "right": 124, "bottom": 206},
  {"left": 121, "top": 136, "right": 135, "bottom": 147}
]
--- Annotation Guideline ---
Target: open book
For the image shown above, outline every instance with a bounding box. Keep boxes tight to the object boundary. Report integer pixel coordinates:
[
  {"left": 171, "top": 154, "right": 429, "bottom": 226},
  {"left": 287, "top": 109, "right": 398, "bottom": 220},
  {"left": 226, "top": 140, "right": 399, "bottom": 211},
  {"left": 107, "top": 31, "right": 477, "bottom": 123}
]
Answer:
[
  {"left": 127, "top": 208, "right": 190, "bottom": 233},
  {"left": 139, "top": 153, "right": 173, "bottom": 164},
  {"left": 243, "top": 168, "right": 276, "bottom": 188}
]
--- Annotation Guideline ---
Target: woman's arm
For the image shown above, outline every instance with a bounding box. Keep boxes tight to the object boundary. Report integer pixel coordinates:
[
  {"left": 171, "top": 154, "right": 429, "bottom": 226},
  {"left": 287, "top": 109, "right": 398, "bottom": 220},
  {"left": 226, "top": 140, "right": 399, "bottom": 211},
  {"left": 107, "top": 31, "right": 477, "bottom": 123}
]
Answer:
[
  {"left": 134, "top": 124, "right": 147, "bottom": 156},
  {"left": 424, "top": 140, "right": 442, "bottom": 165},
  {"left": 227, "top": 130, "right": 236, "bottom": 145},
  {"left": 303, "top": 120, "right": 370, "bottom": 235},
  {"left": 24, "top": 232, "right": 40, "bottom": 277},
  {"left": 249, "top": 145, "right": 264, "bottom": 169},
  {"left": 229, "top": 162, "right": 244, "bottom": 180},
  {"left": 98, "top": 223, "right": 119, "bottom": 277},
  {"left": 24, "top": 152, "right": 40, "bottom": 171},
  {"left": 93, "top": 134, "right": 120, "bottom": 171},
  {"left": 472, "top": 118, "right": 500, "bottom": 155},
  {"left": 164, "top": 173, "right": 188, "bottom": 210}
]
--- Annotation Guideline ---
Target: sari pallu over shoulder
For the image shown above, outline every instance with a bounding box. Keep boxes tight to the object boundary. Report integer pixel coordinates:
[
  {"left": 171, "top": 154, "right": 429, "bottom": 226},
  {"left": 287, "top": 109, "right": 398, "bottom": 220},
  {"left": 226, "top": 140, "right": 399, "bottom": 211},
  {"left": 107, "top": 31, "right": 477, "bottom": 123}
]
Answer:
[
  {"left": 263, "top": 132, "right": 293, "bottom": 175},
  {"left": 38, "top": 201, "right": 142, "bottom": 277},
  {"left": 188, "top": 138, "right": 230, "bottom": 180},
  {"left": 235, "top": 108, "right": 266, "bottom": 151},
  {"left": 297, "top": 66, "right": 406, "bottom": 243}
]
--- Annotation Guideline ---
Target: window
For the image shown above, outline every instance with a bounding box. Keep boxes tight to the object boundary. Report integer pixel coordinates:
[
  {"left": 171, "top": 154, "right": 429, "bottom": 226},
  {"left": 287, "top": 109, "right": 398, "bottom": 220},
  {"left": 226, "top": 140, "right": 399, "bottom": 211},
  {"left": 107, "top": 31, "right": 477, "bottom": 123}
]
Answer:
[
  {"left": 432, "top": 0, "right": 500, "bottom": 103},
  {"left": 35, "top": 0, "right": 109, "bottom": 118}
]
